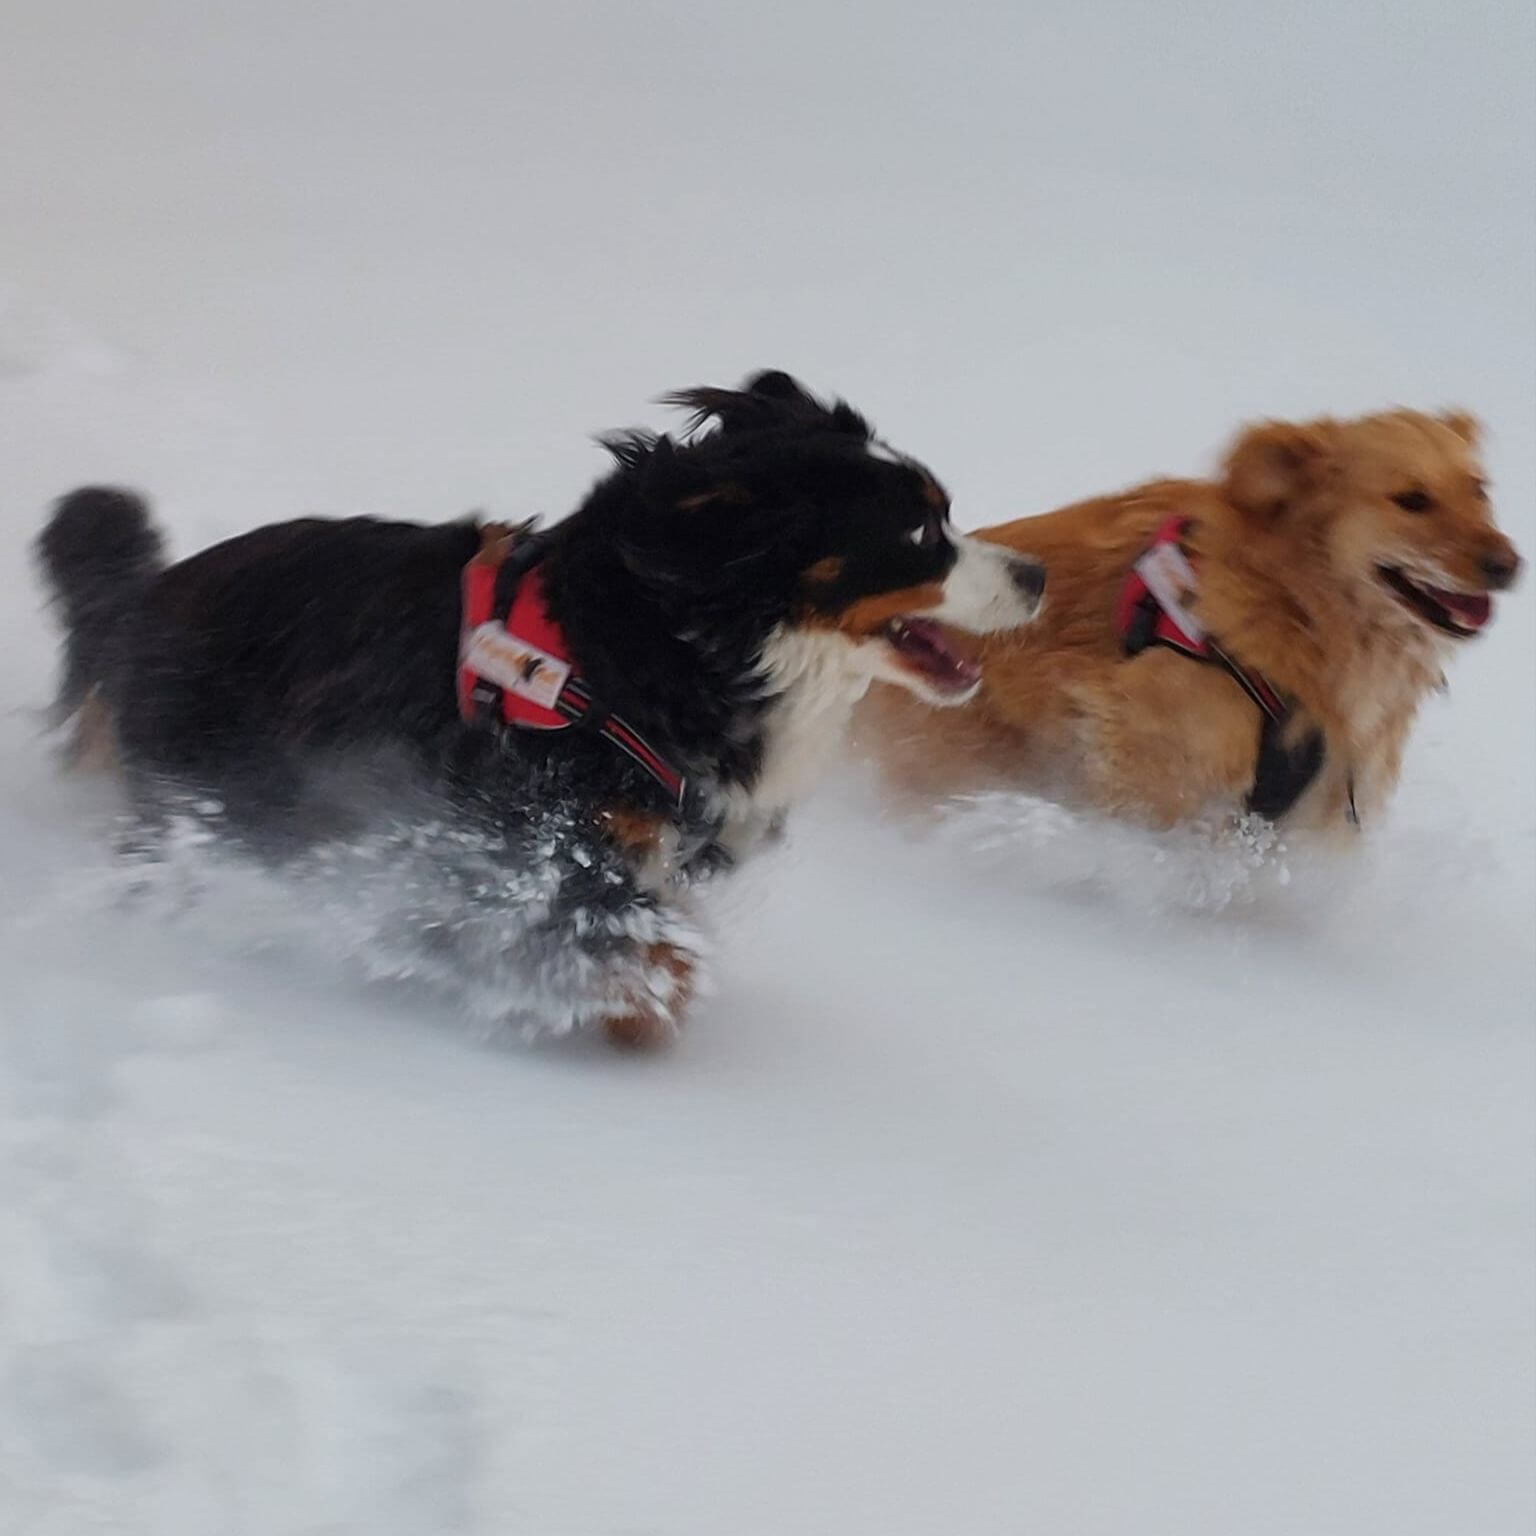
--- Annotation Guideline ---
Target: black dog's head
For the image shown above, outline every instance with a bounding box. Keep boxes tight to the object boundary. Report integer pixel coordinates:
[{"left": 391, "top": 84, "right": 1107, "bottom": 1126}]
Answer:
[{"left": 567, "top": 370, "right": 1044, "bottom": 710}]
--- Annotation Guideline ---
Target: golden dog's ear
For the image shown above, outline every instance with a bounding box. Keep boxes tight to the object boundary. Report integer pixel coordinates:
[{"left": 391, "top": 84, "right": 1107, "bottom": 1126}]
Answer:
[
  {"left": 1222, "top": 420, "right": 1335, "bottom": 519},
  {"left": 1438, "top": 409, "right": 1480, "bottom": 447}
]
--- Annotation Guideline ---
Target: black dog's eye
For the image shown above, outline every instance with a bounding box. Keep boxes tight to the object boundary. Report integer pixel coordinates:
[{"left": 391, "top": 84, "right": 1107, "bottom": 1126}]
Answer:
[
  {"left": 1391, "top": 489, "right": 1434, "bottom": 513},
  {"left": 906, "top": 516, "right": 945, "bottom": 550}
]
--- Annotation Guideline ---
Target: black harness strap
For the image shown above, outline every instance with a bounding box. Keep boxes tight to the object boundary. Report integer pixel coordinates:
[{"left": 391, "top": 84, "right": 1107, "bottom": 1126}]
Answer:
[{"left": 1247, "top": 716, "right": 1327, "bottom": 822}]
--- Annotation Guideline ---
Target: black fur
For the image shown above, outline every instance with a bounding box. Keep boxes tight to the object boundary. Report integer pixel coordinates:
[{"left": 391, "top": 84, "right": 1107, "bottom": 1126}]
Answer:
[{"left": 34, "top": 371, "right": 969, "bottom": 1032}]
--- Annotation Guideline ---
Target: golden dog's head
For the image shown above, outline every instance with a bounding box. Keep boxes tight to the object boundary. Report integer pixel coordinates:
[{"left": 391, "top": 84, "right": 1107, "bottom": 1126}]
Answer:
[{"left": 1222, "top": 409, "right": 1521, "bottom": 639}]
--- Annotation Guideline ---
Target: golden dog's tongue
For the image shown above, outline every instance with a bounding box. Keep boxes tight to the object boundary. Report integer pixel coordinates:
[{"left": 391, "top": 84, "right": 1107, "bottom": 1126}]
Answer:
[{"left": 1428, "top": 586, "right": 1492, "bottom": 630}]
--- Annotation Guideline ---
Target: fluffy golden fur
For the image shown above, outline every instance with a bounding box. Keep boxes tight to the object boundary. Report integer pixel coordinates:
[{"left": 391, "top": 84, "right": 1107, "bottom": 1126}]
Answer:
[{"left": 856, "top": 409, "right": 1522, "bottom": 830}]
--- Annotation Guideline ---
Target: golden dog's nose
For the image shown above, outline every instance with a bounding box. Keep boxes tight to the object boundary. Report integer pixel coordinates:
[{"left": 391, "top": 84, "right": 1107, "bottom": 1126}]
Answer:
[{"left": 1481, "top": 544, "right": 1522, "bottom": 590}]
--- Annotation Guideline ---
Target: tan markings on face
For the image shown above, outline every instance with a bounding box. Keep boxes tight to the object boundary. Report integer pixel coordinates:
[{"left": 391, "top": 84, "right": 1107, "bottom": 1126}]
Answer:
[
  {"left": 803, "top": 555, "right": 845, "bottom": 585},
  {"left": 808, "top": 582, "right": 946, "bottom": 638},
  {"left": 920, "top": 475, "right": 948, "bottom": 510}
]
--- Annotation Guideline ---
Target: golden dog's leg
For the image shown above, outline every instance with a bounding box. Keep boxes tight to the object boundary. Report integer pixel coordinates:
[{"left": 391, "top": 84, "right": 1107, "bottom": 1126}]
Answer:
[{"left": 1078, "top": 655, "right": 1262, "bottom": 825}]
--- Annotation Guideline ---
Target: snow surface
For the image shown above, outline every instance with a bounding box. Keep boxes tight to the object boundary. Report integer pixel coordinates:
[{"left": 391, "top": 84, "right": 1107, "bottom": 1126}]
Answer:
[{"left": 2, "top": 2, "right": 1533, "bottom": 1532}]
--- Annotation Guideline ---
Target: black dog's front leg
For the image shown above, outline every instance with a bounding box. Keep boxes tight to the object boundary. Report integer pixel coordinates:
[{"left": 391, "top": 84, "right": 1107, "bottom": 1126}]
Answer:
[{"left": 318, "top": 790, "right": 706, "bottom": 1042}]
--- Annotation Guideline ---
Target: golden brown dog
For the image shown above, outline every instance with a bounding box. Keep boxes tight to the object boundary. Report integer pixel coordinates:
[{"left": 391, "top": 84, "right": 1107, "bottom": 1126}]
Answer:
[{"left": 856, "top": 409, "right": 1522, "bottom": 830}]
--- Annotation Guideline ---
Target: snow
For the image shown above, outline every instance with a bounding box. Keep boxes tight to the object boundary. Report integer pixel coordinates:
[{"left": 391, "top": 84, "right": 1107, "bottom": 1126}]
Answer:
[{"left": 2, "top": 2, "right": 1533, "bottom": 1531}]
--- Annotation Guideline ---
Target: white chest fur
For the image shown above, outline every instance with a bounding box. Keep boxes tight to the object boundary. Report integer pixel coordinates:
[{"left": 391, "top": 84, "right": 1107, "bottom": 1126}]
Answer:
[
  {"left": 716, "top": 627, "right": 873, "bottom": 856},
  {"left": 1328, "top": 619, "right": 1445, "bottom": 814}
]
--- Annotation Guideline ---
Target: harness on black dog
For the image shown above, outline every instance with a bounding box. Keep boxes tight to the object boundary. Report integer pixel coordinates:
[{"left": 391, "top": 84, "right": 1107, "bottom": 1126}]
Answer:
[
  {"left": 457, "top": 524, "right": 690, "bottom": 810},
  {"left": 1115, "top": 516, "right": 1337, "bottom": 823}
]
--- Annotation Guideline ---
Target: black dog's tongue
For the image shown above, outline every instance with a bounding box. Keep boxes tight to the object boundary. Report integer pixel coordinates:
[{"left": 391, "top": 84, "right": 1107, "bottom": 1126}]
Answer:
[{"left": 888, "top": 617, "right": 981, "bottom": 693}]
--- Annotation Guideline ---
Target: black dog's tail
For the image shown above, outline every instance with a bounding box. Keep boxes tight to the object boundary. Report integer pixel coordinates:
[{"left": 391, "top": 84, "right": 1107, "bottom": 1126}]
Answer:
[{"left": 35, "top": 486, "right": 165, "bottom": 727}]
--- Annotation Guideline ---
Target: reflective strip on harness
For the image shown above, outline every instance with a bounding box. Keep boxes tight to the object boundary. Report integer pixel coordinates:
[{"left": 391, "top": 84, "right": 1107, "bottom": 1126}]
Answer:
[
  {"left": 460, "top": 619, "right": 571, "bottom": 713},
  {"left": 1117, "top": 516, "right": 1285, "bottom": 720},
  {"left": 1131, "top": 535, "right": 1206, "bottom": 646}
]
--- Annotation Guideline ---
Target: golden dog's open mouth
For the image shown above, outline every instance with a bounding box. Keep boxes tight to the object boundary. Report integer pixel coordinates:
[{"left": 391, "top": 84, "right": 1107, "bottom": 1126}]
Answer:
[
  {"left": 883, "top": 617, "right": 981, "bottom": 696},
  {"left": 1377, "top": 565, "right": 1493, "bottom": 637}
]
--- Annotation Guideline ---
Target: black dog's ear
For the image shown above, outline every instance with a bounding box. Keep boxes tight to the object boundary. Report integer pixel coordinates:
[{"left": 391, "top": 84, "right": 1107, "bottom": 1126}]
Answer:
[
  {"left": 661, "top": 371, "right": 871, "bottom": 442},
  {"left": 612, "top": 475, "right": 771, "bottom": 592},
  {"left": 599, "top": 431, "right": 747, "bottom": 516},
  {"left": 675, "top": 483, "right": 751, "bottom": 512}
]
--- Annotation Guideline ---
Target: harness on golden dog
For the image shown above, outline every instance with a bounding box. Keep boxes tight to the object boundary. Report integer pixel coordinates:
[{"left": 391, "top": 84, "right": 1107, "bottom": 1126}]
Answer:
[{"left": 1117, "top": 517, "right": 1340, "bottom": 822}]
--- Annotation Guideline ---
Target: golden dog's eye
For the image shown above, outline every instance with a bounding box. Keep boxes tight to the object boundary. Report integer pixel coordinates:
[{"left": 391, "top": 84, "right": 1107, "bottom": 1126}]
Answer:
[
  {"left": 1391, "top": 489, "right": 1434, "bottom": 513},
  {"left": 1472, "top": 478, "right": 1489, "bottom": 501}
]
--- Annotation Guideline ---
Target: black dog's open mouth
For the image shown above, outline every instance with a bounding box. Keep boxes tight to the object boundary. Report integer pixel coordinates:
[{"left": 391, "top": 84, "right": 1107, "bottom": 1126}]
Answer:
[
  {"left": 883, "top": 617, "right": 981, "bottom": 696},
  {"left": 1377, "top": 565, "right": 1493, "bottom": 637}
]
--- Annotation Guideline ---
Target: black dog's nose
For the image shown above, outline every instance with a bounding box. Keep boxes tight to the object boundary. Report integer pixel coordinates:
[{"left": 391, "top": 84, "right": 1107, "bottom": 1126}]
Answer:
[
  {"left": 1481, "top": 549, "right": 1522, "bottom": 589},
  {"left": 1010, "top": 557, "right": 1046, "bottom": 607}
]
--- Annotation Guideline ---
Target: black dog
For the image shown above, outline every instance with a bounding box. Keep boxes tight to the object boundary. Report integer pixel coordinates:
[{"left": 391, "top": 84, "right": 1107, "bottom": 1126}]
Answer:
[{"left": 36, "top": 370, "right": 1044, "bottom": 1043}]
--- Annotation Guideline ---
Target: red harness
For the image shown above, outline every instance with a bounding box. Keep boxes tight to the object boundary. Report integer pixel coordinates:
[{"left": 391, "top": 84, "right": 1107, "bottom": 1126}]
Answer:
[
  {"left": 457, "top": 527, "right": 689, "bottom": 809},
  {"left": 1116, "top": 516, "right": 1285, "bottom": 720},
  {"left": 1115, "top": 516, "right": 1340, "bottom": 822}
]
